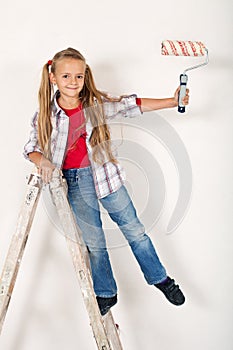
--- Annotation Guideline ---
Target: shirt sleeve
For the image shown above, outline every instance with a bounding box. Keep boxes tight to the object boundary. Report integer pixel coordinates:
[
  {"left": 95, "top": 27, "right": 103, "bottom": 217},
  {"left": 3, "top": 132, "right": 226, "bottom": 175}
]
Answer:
[
  {"left": 136, "top": 98, "right": 141, "bottom": 106},
  {"left": 103, "top": 94, "right": 143, "bottom": 119},
  {"left": 23, "top": 111, "right": 43, "bottom": 161}
]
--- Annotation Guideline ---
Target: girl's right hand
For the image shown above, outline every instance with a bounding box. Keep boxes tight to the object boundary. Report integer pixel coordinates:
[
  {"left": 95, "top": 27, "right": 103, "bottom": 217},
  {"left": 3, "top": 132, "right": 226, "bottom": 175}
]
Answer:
[{"left": 38, "top": 156, "right": 56, "bottom": 184}]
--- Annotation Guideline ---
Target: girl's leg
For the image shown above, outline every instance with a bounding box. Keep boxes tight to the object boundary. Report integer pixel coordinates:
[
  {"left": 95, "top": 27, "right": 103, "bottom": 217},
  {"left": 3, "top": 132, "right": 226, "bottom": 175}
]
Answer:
[
  {"left": 100, "top": 185, "right": 167, "bottom": 285},
  {"left": 63, "top": 167, "right": 117, "bottom": 298}
]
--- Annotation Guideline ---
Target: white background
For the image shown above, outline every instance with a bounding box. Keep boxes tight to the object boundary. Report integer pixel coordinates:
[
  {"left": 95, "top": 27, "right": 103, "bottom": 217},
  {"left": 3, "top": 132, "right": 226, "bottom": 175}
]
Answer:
[{"left": 0, "top": 0, "right": 233, "bottom": 349}]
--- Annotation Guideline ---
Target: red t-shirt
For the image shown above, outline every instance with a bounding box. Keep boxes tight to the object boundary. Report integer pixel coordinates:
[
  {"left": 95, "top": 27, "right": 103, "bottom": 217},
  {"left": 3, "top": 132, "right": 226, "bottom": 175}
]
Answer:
[
  {"left": 62, "top": 104, "right": 91, "bottom": 169},
  {"left": 62, "top": 98, "right": 142, "bottom": 169}
]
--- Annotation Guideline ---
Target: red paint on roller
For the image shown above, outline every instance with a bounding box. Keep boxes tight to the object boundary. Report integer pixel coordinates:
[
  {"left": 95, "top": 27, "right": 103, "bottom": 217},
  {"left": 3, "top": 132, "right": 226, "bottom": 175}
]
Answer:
[
  {"left": 161, "top": 40, "right": 206, "bottom": 57},
  {"left": 179, "top": 41, "right": 189, "bottom": 56},
  {"left": 169, "top": 40, "right": 178, "bottom": 55}
]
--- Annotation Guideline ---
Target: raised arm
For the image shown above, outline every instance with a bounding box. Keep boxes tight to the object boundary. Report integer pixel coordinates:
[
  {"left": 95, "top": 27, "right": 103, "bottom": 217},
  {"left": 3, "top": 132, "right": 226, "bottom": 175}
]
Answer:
[{"left": 140, "top": 87, "right": 189, "bottom": 112}]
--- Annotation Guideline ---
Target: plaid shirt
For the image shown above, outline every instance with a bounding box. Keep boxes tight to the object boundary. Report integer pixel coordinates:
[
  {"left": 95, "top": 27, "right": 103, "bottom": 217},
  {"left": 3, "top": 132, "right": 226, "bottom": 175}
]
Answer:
[{"left": 24, "top": 92, "right": 142, "bottom": 198}]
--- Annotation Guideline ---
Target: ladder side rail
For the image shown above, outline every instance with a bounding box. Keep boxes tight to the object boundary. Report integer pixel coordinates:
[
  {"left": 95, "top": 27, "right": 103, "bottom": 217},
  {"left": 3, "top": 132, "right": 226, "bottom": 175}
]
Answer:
[
  {"left": 66, "top": 238, "right": 111, "bottom": 350},
  {"left": 49, "top": 169, "right": 123, "bottom": 350},
  {"left": 66, "top": 238, "right": 122, "bottom": 350},
  {"left": 103, "top": 312, "right": 123, "bottom": 350},
  {"left": 0, "top": 173, "right": 42, "bottom": 333}
]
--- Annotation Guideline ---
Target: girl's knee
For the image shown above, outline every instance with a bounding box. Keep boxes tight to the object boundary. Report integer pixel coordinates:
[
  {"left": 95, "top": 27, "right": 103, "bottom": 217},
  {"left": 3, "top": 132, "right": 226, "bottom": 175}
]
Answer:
[{"left": 121, "top": 223, "right": 146, "bottom": 244}]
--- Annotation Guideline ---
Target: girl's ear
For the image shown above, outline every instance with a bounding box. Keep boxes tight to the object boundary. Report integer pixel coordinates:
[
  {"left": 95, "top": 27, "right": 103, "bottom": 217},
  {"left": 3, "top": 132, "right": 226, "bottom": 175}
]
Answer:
[{"left": 50, "top": 73, "right": 56, "bottom": 85}]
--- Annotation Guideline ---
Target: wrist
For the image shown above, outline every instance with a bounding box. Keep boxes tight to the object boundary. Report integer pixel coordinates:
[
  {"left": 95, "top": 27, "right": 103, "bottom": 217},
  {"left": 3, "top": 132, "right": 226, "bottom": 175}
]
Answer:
[
  {"left": 28, "top": 151, "right": 43, "bottom": 167},
  {"left": 168, "top": 97, "right": 178, "bottom": 108}
]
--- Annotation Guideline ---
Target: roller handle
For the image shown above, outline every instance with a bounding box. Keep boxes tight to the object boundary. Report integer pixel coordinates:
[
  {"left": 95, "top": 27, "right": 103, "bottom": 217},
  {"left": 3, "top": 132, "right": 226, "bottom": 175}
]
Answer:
[{"left": 178, "top": 74, "right": 188, "bottom": 113}]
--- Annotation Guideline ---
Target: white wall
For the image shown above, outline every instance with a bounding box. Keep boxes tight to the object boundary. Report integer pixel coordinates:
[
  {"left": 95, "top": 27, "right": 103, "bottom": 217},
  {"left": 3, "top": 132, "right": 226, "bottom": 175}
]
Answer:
[{"left": 0, "top": 0, "right": 233, "bottom": 349}]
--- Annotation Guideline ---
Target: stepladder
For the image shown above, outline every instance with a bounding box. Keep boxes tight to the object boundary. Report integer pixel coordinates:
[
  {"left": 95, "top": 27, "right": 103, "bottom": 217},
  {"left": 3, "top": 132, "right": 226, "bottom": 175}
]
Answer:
[{"left": 0, "top": 168, "right": 123, "bottom": 350}]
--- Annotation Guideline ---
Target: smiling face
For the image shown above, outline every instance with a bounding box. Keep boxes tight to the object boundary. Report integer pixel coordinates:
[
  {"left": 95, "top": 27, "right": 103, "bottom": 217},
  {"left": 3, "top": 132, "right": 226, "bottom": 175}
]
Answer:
[{"left": 50, "top": 58, "right": 86, "bottom": 107}]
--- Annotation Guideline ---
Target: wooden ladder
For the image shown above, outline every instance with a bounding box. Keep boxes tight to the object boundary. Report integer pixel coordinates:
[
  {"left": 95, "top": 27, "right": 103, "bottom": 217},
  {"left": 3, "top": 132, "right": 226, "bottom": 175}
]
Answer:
[{"left": 0, "top": 169, "right": 123, "bottom": 350}]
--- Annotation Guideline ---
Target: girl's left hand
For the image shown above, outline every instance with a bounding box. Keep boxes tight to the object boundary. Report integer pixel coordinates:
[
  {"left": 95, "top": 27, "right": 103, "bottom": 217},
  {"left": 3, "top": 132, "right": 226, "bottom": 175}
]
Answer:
[{"left": 174, "top": 87, "right": 190, "bottom": 106}]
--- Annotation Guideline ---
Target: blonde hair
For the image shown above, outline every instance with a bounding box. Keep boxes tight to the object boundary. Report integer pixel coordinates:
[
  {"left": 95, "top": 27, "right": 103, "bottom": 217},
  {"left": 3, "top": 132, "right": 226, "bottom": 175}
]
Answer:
[{"left": 38, "top": 47, "right": 119, "bottom": 164}]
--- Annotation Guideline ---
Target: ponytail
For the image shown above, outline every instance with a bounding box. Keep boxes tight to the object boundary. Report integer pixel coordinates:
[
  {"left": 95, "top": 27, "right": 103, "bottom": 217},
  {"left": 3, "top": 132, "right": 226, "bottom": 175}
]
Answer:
[
  {"left": 83, "top": 64, "right": 118, "bottom": 164},
  {"left": 38, "top": 62, "right": 53, "bottom": 158}
]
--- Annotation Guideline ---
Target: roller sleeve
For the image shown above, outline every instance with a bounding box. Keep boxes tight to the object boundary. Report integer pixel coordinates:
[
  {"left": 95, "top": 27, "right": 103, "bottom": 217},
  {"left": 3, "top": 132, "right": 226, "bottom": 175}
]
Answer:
[{"left": 161, "top": 40, "right": 206, "bottom": 57}]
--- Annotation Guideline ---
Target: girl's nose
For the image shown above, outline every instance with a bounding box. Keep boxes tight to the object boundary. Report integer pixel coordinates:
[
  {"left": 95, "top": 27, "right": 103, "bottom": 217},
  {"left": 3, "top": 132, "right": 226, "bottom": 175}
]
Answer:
[{"left": 71, "top": 76, "right": 78, "bottom": 84}]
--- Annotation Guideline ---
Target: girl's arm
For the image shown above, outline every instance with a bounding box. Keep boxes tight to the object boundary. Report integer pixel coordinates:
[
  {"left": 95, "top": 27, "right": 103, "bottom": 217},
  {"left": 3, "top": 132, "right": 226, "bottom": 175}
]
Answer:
[
  {"left": 140, "top": 87, "right": 189, "bottom": 112},
  {"left": 28, "top": 152, "right": 55, "bottom": 184},
  {"left": 28, "top": 151, "right": 43, "bottom": 166}
]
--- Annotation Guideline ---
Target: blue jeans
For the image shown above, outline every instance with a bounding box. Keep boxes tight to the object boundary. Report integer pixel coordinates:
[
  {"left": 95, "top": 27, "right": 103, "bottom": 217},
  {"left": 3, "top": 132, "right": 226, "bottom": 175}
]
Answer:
[{"left": 63, "top": 167, "right": 167, "bottom": 297}]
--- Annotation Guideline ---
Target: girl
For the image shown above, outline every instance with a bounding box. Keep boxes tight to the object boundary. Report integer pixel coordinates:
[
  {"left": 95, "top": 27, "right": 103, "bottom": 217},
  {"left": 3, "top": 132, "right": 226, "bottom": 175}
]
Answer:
[{"left": 24, "top": 47, "right": 189, "bottom": 316}]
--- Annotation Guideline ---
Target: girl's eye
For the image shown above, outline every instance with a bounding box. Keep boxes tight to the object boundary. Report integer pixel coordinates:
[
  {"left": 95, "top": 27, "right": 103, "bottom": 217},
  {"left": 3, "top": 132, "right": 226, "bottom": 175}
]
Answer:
[{"left": 61, "top": 74, "right": 84, "bottom": 79}]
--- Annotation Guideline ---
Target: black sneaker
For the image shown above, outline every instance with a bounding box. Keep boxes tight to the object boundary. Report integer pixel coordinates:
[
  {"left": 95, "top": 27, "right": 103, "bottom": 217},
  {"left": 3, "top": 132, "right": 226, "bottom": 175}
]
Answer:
[
  {"left": 155, "top": 277, "right": 185, "bottom": 306},
  {"left": 96, "top": 295, "right": 118, "bottom": 316}
]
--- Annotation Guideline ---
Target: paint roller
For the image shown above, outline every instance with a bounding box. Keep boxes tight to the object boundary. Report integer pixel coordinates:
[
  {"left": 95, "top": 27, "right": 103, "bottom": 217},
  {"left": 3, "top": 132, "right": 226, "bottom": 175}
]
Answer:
[{"left": 161, "top": 40, "right": 209, "bottom": 113}]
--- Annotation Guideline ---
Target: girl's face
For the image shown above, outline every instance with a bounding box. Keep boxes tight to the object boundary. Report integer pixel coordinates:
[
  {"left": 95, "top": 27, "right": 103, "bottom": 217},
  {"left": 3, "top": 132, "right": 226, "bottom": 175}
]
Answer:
[{"left": 50, "top": 58, "right": 86, "bottom": 100}]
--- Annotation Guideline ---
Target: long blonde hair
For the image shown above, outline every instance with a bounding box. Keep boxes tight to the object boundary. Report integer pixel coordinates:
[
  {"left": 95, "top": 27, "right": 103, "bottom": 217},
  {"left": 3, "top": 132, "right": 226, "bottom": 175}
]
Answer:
[{"left": 38, "top": 47, "right": 119, "bottom": 164}]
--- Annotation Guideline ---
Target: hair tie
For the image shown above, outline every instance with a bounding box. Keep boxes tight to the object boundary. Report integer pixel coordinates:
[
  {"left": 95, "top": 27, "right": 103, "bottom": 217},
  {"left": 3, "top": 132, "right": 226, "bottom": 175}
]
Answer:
[{"left": 47, "top": 60, "right": 53, "bottom": 66}]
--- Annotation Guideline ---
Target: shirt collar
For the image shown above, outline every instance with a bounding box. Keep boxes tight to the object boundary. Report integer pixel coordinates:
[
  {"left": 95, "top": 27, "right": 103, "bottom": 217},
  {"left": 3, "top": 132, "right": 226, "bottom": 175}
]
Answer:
[{"left": 52, "top": 90, "right": 63, "bottom": 116}]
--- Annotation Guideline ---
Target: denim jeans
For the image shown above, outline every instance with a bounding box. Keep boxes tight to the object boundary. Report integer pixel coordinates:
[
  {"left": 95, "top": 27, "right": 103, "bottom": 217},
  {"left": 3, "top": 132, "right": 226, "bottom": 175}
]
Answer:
[{"left": 63, "top": 167, "right": 167, "bottom": 297}]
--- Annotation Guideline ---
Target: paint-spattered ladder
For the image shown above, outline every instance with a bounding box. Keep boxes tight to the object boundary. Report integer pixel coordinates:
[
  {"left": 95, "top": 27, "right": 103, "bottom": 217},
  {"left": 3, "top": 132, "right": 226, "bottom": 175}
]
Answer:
[{"left": 0, "top": 169, "right": 123, "bottom": 350}]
